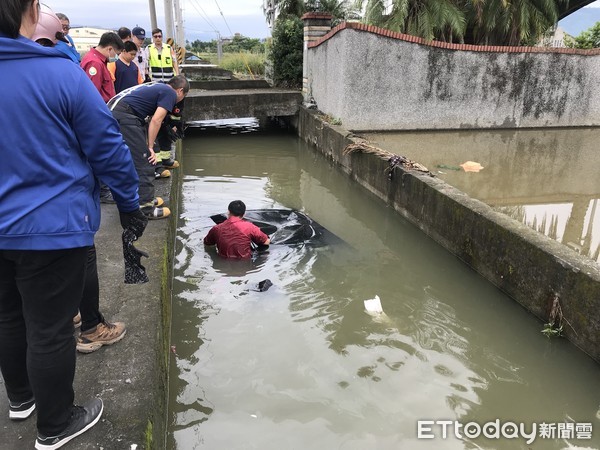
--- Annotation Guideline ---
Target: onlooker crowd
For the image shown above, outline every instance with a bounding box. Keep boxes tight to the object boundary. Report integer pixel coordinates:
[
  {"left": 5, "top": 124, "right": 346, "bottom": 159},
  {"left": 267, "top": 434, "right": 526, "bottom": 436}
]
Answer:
[{"left": 0, "top": 2, "right": 187, "bottom": 448}]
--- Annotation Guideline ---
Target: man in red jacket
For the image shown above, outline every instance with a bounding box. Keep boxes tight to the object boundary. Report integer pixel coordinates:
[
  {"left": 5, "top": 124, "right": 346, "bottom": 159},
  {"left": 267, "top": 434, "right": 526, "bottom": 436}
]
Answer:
[
  {"left": 204, "top": 200, "right": 270, "bottom": 259},
  {"left": 80, "top": 32, "right": 124, "bottom": 102}
]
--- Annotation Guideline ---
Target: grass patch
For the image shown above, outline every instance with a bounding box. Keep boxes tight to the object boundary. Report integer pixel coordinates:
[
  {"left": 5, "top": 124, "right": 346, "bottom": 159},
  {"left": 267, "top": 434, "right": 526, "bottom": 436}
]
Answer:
[
  {"left": 145, "top": 419, "right": 153, "bottom": 448},
  {"left": 195, "top": 52, "right": 265, "bottom": 78}
]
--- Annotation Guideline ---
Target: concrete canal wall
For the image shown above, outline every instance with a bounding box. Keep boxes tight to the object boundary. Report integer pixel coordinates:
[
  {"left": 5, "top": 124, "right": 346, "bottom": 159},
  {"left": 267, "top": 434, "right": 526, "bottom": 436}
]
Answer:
[
  {"left": 305, "top": 22, "right": 600, "bottom": 131},
  {"left": 296, "top": 107, "right": 600, "bottom": 363}
]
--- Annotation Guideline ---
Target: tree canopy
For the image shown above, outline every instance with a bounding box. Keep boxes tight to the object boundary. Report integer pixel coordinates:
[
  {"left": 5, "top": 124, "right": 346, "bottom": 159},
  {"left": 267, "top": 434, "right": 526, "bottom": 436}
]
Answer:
[
  {"left": 186, "top": 34, "right": 266, "bottom": 54},
  {"left": 265, "top": 0, "right": 567, "bottom": 45},
  {"left": 565, "top": 21, "right": 600, "bottom": 48}
]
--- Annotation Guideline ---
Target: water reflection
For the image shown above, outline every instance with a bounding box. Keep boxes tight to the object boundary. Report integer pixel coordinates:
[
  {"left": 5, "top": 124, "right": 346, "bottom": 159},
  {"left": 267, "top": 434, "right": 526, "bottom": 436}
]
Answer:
[
  {"left": 168, "top": 123, "right": 600, "bottom": 449},
  {"left": 364, "top": 128, "right": 600, "bottom": 263},
  {"left": 187, "top": 117, "right": 261, "bottom": 133}
]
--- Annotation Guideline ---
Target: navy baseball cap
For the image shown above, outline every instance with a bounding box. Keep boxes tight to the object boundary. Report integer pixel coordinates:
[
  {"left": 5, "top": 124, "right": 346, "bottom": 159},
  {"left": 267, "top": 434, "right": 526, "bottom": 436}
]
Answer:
[{"left": 132, "top": 27, "right": 146, "bottom": 39}]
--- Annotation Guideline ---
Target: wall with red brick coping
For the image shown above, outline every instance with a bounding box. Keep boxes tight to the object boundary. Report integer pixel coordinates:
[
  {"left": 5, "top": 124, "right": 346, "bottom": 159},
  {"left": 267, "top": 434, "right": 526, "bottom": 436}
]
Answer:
[
  {"left": 309, "top": 21, "right": 600, "bottom": 56},
  {"left": 304, "top": 22, "right": 600, "bottom": 130}
]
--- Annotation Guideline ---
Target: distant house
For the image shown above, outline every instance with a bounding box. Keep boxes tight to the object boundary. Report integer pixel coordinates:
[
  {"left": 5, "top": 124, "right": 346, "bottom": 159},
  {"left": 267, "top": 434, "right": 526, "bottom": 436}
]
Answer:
[
  {"left": 538, "top": 25, "right": 572, "bottom": 48},
  {"left": 69, "top": 27, "right": 115, "bottom": 55}
]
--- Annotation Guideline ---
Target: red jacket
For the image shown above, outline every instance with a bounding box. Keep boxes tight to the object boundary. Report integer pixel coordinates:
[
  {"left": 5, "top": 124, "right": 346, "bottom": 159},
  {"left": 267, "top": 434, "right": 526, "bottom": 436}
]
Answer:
[
  {"left": 80, "top": 47, "right": 115, "bottom": 103},
  {"left": 204, "top": 216, "right": 269, "bottom": 259}
]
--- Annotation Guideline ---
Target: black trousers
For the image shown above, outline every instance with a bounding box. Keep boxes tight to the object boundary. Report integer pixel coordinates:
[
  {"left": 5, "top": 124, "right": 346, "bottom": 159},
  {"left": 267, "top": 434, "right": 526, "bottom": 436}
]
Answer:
[
  {"left": 0, "top": 247, "right": 88, "bottom": 436},
  {"left": 112, "top": 104, "right": 155, "bottom": 207},
  {"left": 80, "top": 245, "right": 104, "bottom": 332}
]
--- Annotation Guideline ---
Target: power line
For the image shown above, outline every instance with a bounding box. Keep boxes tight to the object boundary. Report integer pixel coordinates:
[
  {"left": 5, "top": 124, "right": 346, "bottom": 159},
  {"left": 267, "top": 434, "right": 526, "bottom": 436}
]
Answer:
[
  {"left": 185, "top": 0, "right": 220, "bottom": 34},
  {"left": 213, "top": 0, "right": 234, "bottom": 36}
]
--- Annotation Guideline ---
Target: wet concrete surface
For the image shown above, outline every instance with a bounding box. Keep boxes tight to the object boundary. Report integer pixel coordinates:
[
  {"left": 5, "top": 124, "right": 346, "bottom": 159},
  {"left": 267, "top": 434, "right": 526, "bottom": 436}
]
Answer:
[{"left": 0, "top": 177, "right": 174, "bottom": 450}]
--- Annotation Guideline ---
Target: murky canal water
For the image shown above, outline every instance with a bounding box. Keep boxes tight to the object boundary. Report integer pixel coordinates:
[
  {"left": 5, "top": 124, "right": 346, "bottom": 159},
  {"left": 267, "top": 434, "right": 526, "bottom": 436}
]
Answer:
[
  {"left": 168, "top": 122, "right": 600, "bottom": 449},
  {"left": 364, "top": 128, "right": 600, "bottom": 263}
]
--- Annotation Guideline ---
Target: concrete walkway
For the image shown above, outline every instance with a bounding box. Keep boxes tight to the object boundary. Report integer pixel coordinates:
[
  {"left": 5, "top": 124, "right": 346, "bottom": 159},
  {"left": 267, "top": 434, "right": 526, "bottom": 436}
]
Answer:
[{"left": 0, "top": 177, "right": 175, "bottom": 450}]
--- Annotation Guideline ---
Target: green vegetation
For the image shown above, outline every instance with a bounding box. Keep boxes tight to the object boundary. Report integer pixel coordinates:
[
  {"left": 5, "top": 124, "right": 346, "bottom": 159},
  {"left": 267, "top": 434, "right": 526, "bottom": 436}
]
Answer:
[
  {"left": 269, "top": 16, "right": 304, "bottom": 88},
  {"left": 187, "top": 52, "right": 266, "bottom": 78},
  {"left": 541, "top": 322, "right": 564, "bottom": 338},
  {"left": 263, "top": 0, "right": 361, "bottom": 86},
  {"left": 144, "top": 419, "right": 153, "bottom": 449},
  {"left": 565, "top": 21, "right": 600, "bottom": 48},
  {"left": 265, "top": 0, "right": 567, "bottom": 46},
  {"left": 187, "top": 34, "right": 265, "bottom": 54},
  {"left": 220, "top": 53, "right": 266, "bottom": 77},
  {"left": 185, "top": 33, "right": 266, "bottom": 77},
  {"left": 357, "top": 0, "right": 567, "bottom": 45}
]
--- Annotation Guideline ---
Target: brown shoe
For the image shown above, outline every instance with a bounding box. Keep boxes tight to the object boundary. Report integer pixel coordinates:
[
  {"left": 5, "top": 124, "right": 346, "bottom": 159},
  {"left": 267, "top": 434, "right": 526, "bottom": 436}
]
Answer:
[
  {"left": 161, "top": 159, "right": 179, "bottom": 169},
  {"left": 73, "top": 312, "right": 82, "bottom": 329},
  {"left": 155, "top": 168, "right": 171, "bottom": 179},
  {"left": 146, "top": 206, "right": 171, "bottom": 220},
  {"left": 76, "top": 321, "right": 126, "bottom": 354}
]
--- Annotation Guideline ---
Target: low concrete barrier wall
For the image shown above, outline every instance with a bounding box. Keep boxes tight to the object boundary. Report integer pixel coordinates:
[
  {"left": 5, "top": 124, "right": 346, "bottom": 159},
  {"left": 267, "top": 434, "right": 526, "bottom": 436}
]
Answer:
[
  {"left": 185, "top": 89, "right": 303, "bottom": 121},
  {"left": 306, "top": 22, "right": 600, "bottom": 131},
  {"left": 181, "top": 65, "right": 234, "bottom": 80},
  {"left": 297, "top": 107, "right": 600, "bottom": 362},
  {"left": 189, "top": 80, "right": 271, "bottom": 90}
]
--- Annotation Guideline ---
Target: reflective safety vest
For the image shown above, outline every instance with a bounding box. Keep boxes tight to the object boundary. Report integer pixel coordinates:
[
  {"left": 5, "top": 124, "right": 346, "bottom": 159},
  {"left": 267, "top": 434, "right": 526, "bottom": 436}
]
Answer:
[{"left": 148, "top": 44, "right": 175, "bottom": 82}]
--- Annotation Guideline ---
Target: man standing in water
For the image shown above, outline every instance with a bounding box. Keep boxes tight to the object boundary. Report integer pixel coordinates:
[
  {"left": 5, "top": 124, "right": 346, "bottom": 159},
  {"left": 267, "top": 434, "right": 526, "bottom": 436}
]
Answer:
[{"left": 204, "top": 200, "right": 270, "bottom": 259}]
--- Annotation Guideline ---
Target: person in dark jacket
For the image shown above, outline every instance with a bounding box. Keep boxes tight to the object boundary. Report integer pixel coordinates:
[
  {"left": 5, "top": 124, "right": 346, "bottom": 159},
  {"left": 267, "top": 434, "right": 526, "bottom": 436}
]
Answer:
[
  {"left": 108, "top": 40, "right": 143, "bottom": 93},
  {"left": 108, "top": 75, "right": 189, "bottom": 219},
  {"left": 0, "top": 1, "right": 147, "bottom": 448}
]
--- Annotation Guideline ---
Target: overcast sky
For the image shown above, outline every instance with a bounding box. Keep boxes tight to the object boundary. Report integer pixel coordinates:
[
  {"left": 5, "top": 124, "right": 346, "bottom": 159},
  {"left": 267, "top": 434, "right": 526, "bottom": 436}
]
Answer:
[
  {"left": 45, "top": 0, "right": 600, "bottom": 42},
  {"left": 45, "top": 0, "right": 271, "bottom": 41}
]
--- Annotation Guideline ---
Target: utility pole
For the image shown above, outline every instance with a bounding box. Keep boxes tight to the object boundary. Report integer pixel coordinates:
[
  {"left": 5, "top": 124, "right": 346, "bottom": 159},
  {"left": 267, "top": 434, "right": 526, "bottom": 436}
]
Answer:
[
  {"left": 173, "top": 0, "right": 185, "bottom": 47},
  {"left": 148, "top": 0, "right": 158, "bottom": 31},
  {"left": 163, "top": 0, "right": 174, "bottom": 41},
  {"left": 216, "top": 32, "right": 222, "bottom": 64}
]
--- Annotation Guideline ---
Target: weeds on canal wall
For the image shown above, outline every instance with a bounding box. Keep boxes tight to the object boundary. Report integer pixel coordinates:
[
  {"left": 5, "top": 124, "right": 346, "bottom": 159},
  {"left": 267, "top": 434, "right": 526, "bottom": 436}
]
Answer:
[
  {"left": 541, "top": 321, "right": 563, "bottom": 338},
  {"left": 322, "top": 114, "right": 342, "bottom": 126},
  {"left": 541, "top": 293, "right": 576, "bottom": 338}
]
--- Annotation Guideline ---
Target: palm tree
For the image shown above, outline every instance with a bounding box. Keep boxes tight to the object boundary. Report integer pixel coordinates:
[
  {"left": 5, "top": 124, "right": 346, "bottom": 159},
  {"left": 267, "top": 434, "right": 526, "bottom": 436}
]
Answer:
[
  {"left": 467, "top": 0, "right": 567, "bottom": 45},
  {"left": 355, "top": 0, "right": 566, "bottom": 45},
  {"left": 354, "top": 0, "right": 467, "bottom": 41},
  {"left": 271, "top": 0, "right": 308, "bottom": 18},
  {"left": 303, "top": 0, "right": 361, "bottom": 24},
  {"left": 264, "top": 0, "right": 360, "bottom": 23}
]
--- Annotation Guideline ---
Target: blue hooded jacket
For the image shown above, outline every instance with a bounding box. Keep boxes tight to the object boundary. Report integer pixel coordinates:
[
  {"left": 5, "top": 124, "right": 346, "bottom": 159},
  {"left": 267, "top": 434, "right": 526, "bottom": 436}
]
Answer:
[
  {"left": 0, "top": 35, "right": 140, "bottom": 250},
  {"left": 55, "top": 34, "right": 81, "bottom": 63}
]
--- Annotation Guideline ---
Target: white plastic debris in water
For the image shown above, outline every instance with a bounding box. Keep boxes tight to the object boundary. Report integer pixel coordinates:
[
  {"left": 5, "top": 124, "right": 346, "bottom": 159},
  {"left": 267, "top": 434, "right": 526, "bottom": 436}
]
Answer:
[
  {"left": 364, "top": 295, "right": 384, "bottom": 316},
  {"left": 130, "top": 445, "right": 138, "bottom": 450},
  {"left": 364, "top": 295, "right": 393, "bottom": 324}
]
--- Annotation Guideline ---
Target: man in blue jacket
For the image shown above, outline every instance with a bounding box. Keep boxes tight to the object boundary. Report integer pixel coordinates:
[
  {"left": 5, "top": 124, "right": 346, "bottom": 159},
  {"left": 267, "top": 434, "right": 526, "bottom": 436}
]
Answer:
[
  {"left": 55, "top": 12, "right": 80, "bottom": 63},
  {"left": 0, "top": 1, "right": 147, "bottom": 449}
]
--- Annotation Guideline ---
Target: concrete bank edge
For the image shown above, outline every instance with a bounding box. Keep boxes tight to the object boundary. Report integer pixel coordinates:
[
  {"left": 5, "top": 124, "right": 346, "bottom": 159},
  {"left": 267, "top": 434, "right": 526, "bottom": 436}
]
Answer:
[
  {"left": 295, "top": 106, "right": 600, "bottom": 363},
  {"left": 154, "top": 150, "right": 180, "bottom": 449}
]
